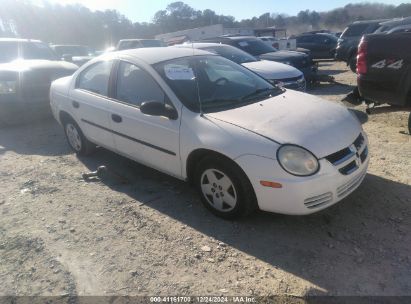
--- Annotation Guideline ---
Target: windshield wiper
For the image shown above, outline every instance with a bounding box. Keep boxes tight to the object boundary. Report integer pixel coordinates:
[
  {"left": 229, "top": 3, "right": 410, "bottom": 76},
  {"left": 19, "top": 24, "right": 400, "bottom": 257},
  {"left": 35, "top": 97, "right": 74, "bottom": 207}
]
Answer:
[{"left": 241, "top": 87, "right": 277, "bottom": 102}]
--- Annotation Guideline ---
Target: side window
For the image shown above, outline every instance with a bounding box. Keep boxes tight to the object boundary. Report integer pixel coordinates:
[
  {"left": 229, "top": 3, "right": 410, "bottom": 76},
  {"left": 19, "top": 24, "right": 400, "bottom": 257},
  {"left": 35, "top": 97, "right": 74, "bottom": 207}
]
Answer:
[
  {"left": 297, "top": 36, "right": 310, "bottom": 43},
  {"left": 77, "top": 61, "right": 113, "bottom": 96},
  {"left": 115, "top": 61, "right": 165, "bottom": 107}
]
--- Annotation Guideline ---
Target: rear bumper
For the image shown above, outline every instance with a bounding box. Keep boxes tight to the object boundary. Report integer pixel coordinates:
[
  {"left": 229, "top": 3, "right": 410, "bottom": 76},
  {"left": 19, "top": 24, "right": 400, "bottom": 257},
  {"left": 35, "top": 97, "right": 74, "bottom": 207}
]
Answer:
[{"left": 357, "top": 74, "right": 407, "bottom": 106}]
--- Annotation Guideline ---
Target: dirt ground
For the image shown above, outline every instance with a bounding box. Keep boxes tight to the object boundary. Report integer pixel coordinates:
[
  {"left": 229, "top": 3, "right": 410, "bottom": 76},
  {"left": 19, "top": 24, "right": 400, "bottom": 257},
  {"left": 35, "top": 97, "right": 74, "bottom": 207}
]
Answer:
[{"left": 0, "top": 61, "right": 410, "bottom": 299}]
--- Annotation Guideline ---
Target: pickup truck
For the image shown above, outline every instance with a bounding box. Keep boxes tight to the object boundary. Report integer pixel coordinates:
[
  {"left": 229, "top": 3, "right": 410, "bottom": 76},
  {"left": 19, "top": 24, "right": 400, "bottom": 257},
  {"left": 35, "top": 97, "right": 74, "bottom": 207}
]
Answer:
[
  {"left": 355, "top": 31, "right": 411, "bottom": 132},
  {"left": 0, "top": 38, "right": 78, "bottom": 125}
]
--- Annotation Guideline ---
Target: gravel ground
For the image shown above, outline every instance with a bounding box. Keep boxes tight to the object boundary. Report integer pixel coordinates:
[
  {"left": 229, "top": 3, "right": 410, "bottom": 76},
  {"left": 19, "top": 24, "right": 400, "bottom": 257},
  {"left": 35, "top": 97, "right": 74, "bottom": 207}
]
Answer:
[{"left": 0, "top": 61, "right": 410, "bottom": 299}]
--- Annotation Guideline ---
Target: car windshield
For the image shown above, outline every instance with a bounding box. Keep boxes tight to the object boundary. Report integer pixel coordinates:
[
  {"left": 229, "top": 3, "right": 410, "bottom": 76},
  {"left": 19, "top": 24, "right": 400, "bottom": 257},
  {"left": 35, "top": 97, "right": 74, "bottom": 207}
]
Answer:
[
  {"left": 154, "top": 55, "right": 282, "bottom": 113},
  {"left": 0, "top": 42, "right": 19, "bottom": 63},
  {"left": 341, "top": 23, "right": 378, "bottom": 37},
  {"left": 140, "top": 40, "right": 165, "bottom": 47},
  {"left": 201, "top": 45, "right": 257, "bottom": 64},
  {"left": 234, "top": 39, "right": 277, "bottom": 56},
  {"left": 21, "top": 42, "right": 58, "bottom": 60},
  {"left": 53, "top": 46, "right": 90, "bottom": 57}
]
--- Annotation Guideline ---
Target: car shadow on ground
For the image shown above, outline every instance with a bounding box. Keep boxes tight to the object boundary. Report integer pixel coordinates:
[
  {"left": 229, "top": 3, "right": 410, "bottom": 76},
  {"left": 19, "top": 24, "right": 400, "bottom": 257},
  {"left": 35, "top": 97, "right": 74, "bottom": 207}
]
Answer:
[
  {"left": 309, "top": 83, "right": 355, "bottom": 96},
  {"left": 0, "top": 118, "right": 71, "bottom": 156},
  {"left": 78, "top": 149, "right": 411, "bottom": 296}
]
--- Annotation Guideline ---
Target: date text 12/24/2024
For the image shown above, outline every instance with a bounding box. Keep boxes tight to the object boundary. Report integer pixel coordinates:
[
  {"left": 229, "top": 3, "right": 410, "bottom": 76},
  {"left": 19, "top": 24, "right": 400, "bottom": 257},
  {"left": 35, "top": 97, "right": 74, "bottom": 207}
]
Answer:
[{"left": 149, "top": 296, "right": 257, "bottom": 303}]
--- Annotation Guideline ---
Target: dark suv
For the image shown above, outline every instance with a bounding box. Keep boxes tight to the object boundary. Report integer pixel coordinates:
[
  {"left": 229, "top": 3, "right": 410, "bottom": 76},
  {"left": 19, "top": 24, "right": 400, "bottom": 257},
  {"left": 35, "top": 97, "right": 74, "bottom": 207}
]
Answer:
[
  {"left": 295, "top": 33, "right": 338, "bottom": 59},
  {"left": 335, "top": 20, "right": 388, "bottom": 71},
  {"left": 202, "top": 36, "right": 317, "bottom": 82}
]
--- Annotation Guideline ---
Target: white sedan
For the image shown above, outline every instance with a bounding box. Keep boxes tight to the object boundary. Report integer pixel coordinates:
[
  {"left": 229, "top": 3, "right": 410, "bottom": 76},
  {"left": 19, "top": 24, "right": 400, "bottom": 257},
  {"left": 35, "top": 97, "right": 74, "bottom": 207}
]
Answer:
[{"left": 50, "top": 48, "right": 369, "bottom": 219}]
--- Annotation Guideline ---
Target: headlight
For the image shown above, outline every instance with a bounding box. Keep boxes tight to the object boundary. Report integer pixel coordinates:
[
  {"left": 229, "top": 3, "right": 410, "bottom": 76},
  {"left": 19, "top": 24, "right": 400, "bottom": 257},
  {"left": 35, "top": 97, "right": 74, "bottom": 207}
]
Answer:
[
  {"left": 0, "top": 81, "right": 17, "bottom": 94},
  {"left": 297, "top": 76, "right": 305, "bottom": 83},
  {"left": 348, "top": 109, "right": 361, "bottom": 123},
  {"left": 277, "top": 145, "right": 319, "bottom": 176}
]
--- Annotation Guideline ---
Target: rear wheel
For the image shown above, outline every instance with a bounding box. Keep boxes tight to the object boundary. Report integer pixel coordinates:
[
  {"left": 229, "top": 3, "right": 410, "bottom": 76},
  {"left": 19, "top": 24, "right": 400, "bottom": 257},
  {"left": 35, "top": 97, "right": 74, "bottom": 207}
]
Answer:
[
  {"left": 194, "top": 156, "right": 257, "bottom": 219},
  {"left": 63, "top": 118, "right": 95, "bottom": 155}
]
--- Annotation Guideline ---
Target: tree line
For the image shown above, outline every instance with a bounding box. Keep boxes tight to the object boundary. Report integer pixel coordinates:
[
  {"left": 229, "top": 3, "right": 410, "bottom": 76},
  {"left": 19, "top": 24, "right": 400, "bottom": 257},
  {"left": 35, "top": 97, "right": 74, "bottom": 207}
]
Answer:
[{"left": 0, "top": 0, "right": 410, "bottom": 49}]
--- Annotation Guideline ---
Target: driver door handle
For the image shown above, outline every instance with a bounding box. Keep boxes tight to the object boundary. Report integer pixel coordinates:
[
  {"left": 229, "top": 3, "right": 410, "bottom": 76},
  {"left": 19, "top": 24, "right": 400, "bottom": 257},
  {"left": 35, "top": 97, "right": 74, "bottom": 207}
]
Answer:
[{"left": 111, "top": 114, "right": 122, "bottom": 123}]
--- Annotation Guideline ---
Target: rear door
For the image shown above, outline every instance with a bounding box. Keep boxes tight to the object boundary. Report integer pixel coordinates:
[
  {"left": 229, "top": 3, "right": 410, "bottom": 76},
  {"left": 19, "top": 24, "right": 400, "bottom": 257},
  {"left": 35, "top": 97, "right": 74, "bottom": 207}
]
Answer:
[
  {"left": 69, "top": 60, "right": 116, "bottom": 149},
  {"left": 107, "top": 60, "right": 181, "bottom": 177}
]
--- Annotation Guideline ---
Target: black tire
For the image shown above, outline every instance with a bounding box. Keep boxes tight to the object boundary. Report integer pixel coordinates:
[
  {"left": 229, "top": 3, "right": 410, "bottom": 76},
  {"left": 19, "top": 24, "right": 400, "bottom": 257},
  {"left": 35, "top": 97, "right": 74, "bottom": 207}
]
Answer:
[
  {"left": 62, "top": 118, "right": 96, "bottom": 155},
  {"left": 349, "top": 54, "right": 357, "bottom": 73},
  {"left": 194, "top": 155, "right": 257, "bottom": 219},
  {"left": 408, "top": 112, "right": 411, "bottom": 135}
]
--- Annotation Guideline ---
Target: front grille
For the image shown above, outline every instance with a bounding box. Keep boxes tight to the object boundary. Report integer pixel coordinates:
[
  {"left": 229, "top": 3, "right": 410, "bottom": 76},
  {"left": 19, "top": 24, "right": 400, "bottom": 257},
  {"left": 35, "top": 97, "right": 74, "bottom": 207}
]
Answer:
[
  {"left": 325, "top": 133, "right": 368, "bottom": 176},
  {"left": 337, "top": 169, "right": 367, "bottom": 198},
  {"left": 271, "top": 75, "right": 306, "bottom": 91},
  {"left": 304, "top": 192, "right": 333, "bottom": 209}
]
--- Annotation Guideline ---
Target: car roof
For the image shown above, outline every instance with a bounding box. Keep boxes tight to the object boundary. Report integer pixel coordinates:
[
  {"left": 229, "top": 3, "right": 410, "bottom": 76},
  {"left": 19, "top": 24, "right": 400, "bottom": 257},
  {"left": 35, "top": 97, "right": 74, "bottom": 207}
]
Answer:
[
  {"left": 0, "top": 38, "right": 42, "bottom": 43},
  {"left": 379, "top": 16, "right": 411, "bottom": 27},
  {"left": 175, "top": 42, "right": 231, "bottom": 49},
  {"left": 350, "top": 19, "right": 390, "bottom": 25},
  {"left": 108, "top": 47, "right": 213, "bottom": 65},
  {"left": 222, "top": 36, "right": 260, "bottom": 40},
  {"left": 119, "top": 39, "right": 160, "bottom": 42}
]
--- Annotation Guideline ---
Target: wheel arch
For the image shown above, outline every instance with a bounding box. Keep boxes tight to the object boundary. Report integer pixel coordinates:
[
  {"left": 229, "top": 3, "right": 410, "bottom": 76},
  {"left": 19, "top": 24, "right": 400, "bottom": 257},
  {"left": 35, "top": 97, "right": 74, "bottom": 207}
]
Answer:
[
  {"left": 186, "top": 149, "right": 252, "bottom": 188},
  {"left": 59, "top": 110, "right": 75, "bottom": 126}
]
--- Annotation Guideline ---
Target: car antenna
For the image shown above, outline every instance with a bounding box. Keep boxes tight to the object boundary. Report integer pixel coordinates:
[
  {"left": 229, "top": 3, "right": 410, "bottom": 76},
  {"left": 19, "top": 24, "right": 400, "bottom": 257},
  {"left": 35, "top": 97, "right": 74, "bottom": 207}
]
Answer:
[{"left": 192, "top": 40, "right": 203, "bottom": 116}]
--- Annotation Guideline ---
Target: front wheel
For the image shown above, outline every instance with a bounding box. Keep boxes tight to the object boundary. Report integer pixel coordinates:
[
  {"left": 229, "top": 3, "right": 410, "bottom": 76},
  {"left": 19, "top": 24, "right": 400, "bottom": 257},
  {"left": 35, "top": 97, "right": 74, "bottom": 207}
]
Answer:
[
  {"left": 195, "top": 156, "right": 257, "bottom": 219},
  {"left": 349, "top": 55, "right": 357, "bottom": 73},
  {"left": 63, "top": 119, "right": 96, "bottom": 155}
]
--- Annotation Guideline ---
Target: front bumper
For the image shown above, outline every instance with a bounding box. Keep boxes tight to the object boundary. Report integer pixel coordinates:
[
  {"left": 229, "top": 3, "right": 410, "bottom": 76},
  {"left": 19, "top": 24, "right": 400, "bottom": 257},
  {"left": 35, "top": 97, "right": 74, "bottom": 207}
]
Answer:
[
  {"left": 270, "top": 76, "right": 306, "bottom": 92},
  {"left": 235, "top": 133, "right": 369, "bottom": 215},
  {"left": 0, "top": 91, "right": 52, "bottom": 124},
  {"left": 299, "top": 65, "right": 318, "bottom": 82}
]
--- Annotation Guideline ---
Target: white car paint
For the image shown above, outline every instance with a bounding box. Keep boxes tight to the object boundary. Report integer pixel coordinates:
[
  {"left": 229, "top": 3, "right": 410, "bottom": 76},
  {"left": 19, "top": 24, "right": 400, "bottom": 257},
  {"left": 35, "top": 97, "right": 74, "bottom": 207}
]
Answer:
[{"left": 50, "top": 48, "right": 369, "bottom": 216}]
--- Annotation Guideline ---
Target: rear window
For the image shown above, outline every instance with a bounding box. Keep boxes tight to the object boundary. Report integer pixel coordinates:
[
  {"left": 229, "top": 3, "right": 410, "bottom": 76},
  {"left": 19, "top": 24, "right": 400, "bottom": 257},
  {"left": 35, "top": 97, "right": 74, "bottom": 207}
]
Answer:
[
  {"left": 21, "top": 42, "right": 57, "bottom": 60},
  {"left": 140, "top": 40, "right": 165, "bottom": 47},
  {"left": 53, "top": 46, "right": 89, "bottom": 57},
  {"left": 341, "top": 24, "right": 370, "bottom": 37},
  {"left": 0, "top": 42, "right": 18, "bottom": 63},
  {"left": 234, "top": 39, "right": 276, "bottom": 56}
]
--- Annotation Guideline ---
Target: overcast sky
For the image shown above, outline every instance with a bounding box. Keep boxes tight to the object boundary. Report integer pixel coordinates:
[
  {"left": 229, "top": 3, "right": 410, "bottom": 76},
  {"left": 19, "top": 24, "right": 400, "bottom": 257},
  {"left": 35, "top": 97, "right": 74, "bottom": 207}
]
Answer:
[{"left": 35, "top": 0, "right": 409, "bottom": 22}]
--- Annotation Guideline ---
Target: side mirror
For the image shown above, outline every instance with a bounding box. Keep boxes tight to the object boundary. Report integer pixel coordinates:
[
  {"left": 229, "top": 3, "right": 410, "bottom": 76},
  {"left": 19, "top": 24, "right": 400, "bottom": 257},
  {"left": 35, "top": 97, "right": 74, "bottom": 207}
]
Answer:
[
  {"left": 140, "top": 101, "right": 178, "bottom": 120},
  {"left": 62, "top": 54, "right": 73, "bottom": 62}
]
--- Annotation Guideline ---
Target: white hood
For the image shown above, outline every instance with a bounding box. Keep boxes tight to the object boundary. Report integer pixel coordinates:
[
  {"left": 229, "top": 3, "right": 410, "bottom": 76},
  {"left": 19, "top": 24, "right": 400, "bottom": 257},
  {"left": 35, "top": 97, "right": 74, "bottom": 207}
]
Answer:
[
  {"left": 242, "top": 60, "right": 302, "bottom": 80},
  {"left": 206, "top": 90, "right": 362, "bottom": 158}
]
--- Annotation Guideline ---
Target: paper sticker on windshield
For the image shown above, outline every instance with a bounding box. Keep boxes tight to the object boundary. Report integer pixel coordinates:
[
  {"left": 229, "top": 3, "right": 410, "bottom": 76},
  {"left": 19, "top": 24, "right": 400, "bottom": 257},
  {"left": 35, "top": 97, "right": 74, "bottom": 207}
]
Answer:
[
  {"left": 238, "top": 41, "right": 249, "bottom": 47},
  {"left": 164, "top": 65, "right": 195, "bottom": 80}
]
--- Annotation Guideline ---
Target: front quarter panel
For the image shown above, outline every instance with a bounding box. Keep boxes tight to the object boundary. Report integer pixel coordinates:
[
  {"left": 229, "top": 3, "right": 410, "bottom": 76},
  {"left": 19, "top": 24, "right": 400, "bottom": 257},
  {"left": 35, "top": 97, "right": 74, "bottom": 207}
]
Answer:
[{"left": 180, "top": 107, "right": 280, "bottom": 180}]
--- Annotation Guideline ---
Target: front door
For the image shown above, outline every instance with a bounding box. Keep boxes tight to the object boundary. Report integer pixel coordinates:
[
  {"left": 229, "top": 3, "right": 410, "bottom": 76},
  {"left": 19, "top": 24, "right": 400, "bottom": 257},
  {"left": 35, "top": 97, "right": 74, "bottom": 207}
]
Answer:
[{"left": 107, "top": 61, "right": 181, "bottom": 177}]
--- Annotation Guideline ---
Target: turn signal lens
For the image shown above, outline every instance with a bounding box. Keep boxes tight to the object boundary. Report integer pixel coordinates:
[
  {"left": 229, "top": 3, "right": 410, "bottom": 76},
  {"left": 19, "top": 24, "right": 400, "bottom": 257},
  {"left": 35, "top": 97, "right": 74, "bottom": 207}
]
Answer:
[{"left": 260, "top": 181, "right": 283, "bottom": 188}]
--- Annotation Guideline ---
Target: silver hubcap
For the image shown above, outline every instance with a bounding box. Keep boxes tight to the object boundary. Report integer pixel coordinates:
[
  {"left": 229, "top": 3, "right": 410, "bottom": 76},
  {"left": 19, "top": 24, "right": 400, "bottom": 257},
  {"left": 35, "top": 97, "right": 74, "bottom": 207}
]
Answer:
[
  {"left": 200, "top": 169, "right": 237, "bottom": 212},
  {"left": 66, "top": 123, "right": 82, "bottom": 152}
]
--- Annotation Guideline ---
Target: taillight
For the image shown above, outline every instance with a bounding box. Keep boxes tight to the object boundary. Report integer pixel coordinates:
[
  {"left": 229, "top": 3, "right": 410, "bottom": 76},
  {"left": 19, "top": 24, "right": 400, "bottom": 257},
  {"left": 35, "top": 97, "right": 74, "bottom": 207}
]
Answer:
[{"left": 357, "top": 37, "right": 367, "bottom": 75}]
